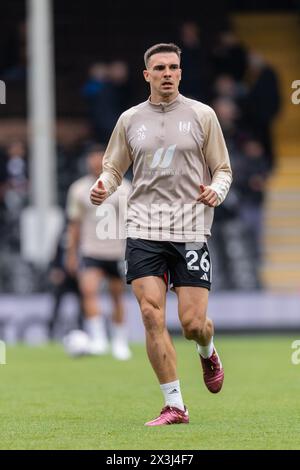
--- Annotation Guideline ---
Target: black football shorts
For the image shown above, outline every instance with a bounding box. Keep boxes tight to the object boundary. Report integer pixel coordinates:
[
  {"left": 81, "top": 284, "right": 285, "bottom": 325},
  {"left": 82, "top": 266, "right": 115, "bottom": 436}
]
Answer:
[
  {"left": 81, "top": 257, "right": 124, "bottom": 279},
  {"left": 125, "top": 238, "right": 211, "bottom": 290}
]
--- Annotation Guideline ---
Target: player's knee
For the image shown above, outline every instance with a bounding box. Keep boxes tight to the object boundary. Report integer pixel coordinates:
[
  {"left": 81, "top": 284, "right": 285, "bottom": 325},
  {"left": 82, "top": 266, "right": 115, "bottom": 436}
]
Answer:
[
  {"left": 141, "top": 300, "right": 164, "bottom": 334},
  {"left": 81, "top": 284, "right": 97, "bottom": 298},
  {"left": 182, "top": 318, "right": 205, "bottom": 340}
]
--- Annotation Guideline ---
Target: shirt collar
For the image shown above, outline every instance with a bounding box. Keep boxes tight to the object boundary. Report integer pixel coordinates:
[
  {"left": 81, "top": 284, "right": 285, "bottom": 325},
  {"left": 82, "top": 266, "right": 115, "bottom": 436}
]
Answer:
[{"left": 147, "top": 93, "right": 183, "bottom": 112}]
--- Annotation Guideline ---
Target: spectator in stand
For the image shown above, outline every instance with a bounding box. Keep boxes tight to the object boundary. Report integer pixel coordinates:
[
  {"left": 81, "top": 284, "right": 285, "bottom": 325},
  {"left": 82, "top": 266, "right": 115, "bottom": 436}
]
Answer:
[
  {"left": 244, "top": 52, "right": 281, "bottom": 171},
  {"left": 212, "top": 96, "right": 246, "bottom": 160},
  {"left": 0, "top": 141, "right": 28, "bottom": 251},
  {"left": 82, "top": 63, "right": 117, "bottom": 144},
  {"left": 233, "top": 137, "right": 269, "bottom": 264},
  {"left": 178, "top": 20, "right": 210, "bottom": 102},
  {"left": 211, "top": 74, "right": 247, "bottom": 106},
  {"left": 109, "top": 60, "right": 131, "bottom": 111},
  {"left": 211, "top": 28, "right": 247, "bottom": 82},
  {"left": 83, "top": 61, "right": 131, "bottom": 144},
  {"left": 0, "top": 146, "right": 7, "bottom": 212},
  {"left": 3, "top": 140, "right": 28, "bottom": 216}
]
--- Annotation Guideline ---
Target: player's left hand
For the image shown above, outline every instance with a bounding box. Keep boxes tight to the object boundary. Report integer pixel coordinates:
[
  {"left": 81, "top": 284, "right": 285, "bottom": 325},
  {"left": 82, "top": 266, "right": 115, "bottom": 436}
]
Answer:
[{"left": 196, "top": 184, "right": 218, "bottom": 207}]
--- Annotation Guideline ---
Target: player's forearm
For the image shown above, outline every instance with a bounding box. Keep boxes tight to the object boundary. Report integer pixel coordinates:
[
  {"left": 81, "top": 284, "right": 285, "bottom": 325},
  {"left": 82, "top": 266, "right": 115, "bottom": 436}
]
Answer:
[
  {"left": 98, "top": 113, "right": 132, "bottom": 195},
  {"left": 210, "top": 167, "right": 233, "bottom": 205},
  {"left": 99, "top": 166, "right": 122, "bottom": 196},
  {"left": 200, "top": 107, "right": 233, "bottom": 205}
]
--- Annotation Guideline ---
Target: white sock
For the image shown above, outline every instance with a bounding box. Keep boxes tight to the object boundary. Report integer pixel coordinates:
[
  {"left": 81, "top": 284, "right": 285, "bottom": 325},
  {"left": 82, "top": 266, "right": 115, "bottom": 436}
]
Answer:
[
  {"left": 111, "top": 322, "right": 128, "bottom": 343},
  {"left": 197, "top": 337, "right": 214, "bottom": 359},
  {"left": 84, "top": 316, "right": 108, "bottom": 342},
  {"left": 160, "top": 379, "right": 185, "bottom": 411}
]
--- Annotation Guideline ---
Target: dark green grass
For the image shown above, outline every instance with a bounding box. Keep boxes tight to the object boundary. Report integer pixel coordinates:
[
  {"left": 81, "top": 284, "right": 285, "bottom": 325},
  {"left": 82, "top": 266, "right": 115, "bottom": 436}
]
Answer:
[{"left": 0, "top": 336, "right": 299, "bottom": 449}]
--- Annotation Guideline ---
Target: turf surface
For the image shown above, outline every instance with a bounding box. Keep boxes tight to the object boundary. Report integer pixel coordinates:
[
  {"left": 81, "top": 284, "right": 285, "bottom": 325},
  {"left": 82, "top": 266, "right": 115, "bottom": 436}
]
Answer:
[{"left": 0, "top": 336, "right": 299, "bottom": 450}]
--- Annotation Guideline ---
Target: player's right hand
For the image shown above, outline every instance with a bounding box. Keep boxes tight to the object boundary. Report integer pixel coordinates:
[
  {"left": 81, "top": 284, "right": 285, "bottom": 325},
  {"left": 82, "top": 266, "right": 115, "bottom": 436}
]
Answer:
[{"left": 90, "top": 179, "right": 108, "bottom": 205}]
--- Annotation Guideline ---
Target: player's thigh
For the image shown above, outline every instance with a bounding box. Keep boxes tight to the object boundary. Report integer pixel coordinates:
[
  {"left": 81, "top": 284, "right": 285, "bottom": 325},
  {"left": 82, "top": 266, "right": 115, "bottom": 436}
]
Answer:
[
  {"left": 132, "top": 276, "right": 167, "bottom": 324},
  {"left": 175, "top": 285, "right": 209, "bottom": 326},
  {"left": 78, "top": 268, "right": 103, "bottom": 296}
]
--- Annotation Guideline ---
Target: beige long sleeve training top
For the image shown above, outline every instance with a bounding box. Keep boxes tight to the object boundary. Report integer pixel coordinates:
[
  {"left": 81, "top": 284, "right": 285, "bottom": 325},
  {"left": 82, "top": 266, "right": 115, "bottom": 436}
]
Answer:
[{"left": 100, "top": 93, "right": 232, "bottom": 242}]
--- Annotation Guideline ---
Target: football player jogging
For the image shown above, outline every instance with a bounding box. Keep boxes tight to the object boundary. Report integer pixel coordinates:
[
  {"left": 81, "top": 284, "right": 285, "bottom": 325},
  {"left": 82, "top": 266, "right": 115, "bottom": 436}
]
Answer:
[
  {"left": 90, "top": 43, "right": 232, "bottom": 425},
  {"left": 66, "top": 144, "right": 132, "bottom": 360}
]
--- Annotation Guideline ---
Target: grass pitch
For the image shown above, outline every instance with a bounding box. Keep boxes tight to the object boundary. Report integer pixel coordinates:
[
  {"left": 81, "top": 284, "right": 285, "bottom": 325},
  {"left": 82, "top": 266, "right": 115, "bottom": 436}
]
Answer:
[{"left": 0, "top": 335, "right": 299, "bottom": 450}]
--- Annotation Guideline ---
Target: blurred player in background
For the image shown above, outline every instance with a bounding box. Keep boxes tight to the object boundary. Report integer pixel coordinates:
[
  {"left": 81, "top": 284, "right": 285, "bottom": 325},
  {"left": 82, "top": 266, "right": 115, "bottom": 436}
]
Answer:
[
  {"left": 47, "top": 221, "right": 83, "bottom": 338},
  {"left": 90, "top": 44, "right": 232, "bottom": 423},
  {"left": 66, "top": 144, "right": 132, "bottom": 360}
]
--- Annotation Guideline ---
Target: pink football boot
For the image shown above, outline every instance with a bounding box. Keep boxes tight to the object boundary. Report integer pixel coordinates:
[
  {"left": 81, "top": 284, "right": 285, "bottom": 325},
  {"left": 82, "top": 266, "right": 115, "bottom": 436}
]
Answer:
[
  {"left": 145, "top": 406, "right": 189, "bottom": 426},
  {"left": 200, "top": 348, "right": 224, "bottom": 393}
]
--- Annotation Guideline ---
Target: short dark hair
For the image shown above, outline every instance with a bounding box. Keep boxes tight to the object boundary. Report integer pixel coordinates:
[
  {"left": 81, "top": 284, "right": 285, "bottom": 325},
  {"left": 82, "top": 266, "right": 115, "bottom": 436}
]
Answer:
[{"left": 144, "top": 43, "right": 181, "bottom": 68}]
